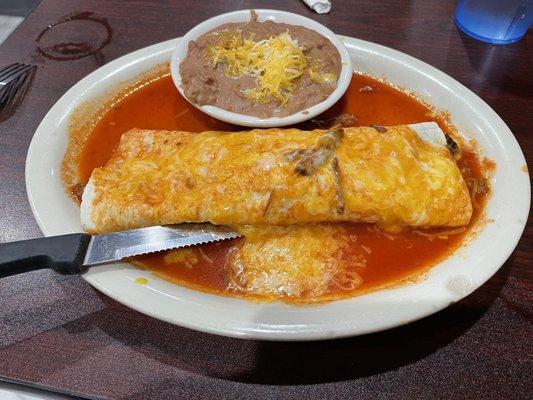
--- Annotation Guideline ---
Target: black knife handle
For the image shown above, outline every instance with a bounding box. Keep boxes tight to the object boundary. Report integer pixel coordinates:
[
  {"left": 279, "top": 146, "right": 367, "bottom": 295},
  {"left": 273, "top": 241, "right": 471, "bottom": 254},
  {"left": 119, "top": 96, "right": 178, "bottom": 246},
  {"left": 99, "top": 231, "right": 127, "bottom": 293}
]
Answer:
[{"left": 0, "top": 233, "right": 91, "bottom": 278}]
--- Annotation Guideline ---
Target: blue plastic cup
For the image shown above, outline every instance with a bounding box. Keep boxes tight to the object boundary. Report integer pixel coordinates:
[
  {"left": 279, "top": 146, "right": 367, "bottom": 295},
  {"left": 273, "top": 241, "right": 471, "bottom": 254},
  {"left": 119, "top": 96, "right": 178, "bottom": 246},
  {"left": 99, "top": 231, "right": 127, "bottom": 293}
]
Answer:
[{"left": 455, "top": 0, "right": 532, "bottom": 44}]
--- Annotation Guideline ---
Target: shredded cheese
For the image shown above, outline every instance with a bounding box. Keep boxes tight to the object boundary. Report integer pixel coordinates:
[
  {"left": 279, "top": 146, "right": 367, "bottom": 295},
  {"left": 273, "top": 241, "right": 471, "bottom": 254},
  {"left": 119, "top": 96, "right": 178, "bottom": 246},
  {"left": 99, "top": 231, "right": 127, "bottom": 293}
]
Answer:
[
  {"left": 308, "top": 61, "right": 336, "bottom": 84},
  {"left": 226, "top": 224, "right": 361, "bottom": 298},
  {"left": 209, "top": 32, "right": 308, "bottom": 105}
]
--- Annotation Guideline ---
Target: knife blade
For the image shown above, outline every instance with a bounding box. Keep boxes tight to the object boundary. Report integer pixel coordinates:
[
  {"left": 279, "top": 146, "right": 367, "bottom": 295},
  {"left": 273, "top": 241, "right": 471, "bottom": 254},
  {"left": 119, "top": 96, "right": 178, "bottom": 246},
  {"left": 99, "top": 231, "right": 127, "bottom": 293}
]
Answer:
[
  {"left": 84, "top": 224, "right": 240, "bottom": 265},
  {"left": 0, "top": 224, "right": 241, "bottom": 278}
]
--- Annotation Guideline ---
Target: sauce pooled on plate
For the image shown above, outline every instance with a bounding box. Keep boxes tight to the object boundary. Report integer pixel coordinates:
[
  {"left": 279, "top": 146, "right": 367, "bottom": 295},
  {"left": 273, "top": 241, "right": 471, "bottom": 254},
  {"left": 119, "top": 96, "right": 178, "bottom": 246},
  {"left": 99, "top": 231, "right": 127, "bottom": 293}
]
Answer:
[{"left": 69, "top": 71, "right": 491, "bottom": 303}]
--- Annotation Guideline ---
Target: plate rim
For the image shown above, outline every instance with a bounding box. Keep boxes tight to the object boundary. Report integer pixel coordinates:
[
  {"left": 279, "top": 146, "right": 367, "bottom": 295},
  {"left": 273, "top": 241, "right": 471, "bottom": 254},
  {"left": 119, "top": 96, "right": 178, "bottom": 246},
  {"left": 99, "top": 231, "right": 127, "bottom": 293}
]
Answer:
[{"left": 25, "top": 36, "right": 530, "bottom": 341}]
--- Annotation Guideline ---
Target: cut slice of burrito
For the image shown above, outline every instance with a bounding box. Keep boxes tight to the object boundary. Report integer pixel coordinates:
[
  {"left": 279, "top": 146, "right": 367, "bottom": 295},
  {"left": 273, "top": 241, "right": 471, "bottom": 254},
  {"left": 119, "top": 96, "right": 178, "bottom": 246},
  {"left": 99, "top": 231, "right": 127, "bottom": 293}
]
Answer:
[{"left": 81, "top": 122, "right": 472, "bottom": 233}]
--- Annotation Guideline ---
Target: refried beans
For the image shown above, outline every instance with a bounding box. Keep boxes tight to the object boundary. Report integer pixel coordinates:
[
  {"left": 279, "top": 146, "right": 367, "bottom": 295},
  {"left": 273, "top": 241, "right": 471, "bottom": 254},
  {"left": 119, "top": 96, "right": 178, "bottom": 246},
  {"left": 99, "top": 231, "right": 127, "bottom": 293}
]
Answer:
[{"left": 179, "top": 20, "right": 342, "bottom": 118}]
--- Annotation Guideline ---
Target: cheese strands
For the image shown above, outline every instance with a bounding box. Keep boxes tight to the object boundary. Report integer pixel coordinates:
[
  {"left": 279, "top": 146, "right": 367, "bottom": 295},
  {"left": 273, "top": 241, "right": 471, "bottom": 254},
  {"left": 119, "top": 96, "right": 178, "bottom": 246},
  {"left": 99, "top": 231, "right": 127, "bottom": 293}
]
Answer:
[{"left": 81, "top": 123, "right": 472, "bottom": 233}]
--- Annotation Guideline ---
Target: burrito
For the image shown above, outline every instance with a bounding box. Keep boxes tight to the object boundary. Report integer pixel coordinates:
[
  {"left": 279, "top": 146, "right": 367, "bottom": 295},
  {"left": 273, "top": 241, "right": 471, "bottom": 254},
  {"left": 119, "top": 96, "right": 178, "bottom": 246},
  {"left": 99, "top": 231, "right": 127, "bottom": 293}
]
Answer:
[{"left": 81, "top": 122, "right": 472, "bottom": 233}]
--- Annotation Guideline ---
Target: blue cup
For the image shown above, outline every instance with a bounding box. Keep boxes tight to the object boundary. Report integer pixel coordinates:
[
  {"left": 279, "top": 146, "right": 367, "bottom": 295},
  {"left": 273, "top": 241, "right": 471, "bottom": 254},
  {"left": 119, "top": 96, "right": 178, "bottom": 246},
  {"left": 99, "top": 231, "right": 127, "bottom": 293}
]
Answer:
[{"left": 455, "top": 0, "right": 532, "bottom": 44}]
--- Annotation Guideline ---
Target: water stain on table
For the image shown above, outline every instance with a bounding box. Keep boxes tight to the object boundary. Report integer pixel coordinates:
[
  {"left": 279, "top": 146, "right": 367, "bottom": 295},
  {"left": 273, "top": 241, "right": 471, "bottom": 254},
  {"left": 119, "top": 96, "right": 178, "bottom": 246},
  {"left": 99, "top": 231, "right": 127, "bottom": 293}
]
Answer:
[{"left": 36, "top": 11, "right": 112, "bottom": 63}]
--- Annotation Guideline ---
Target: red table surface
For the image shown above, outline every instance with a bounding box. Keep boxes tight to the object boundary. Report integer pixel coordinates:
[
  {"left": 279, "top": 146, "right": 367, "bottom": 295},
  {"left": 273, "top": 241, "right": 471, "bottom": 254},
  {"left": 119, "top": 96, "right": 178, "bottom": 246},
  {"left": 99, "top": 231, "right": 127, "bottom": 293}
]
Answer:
[{"left": 0, "top": 1, "right": 531, "bottom": 399}]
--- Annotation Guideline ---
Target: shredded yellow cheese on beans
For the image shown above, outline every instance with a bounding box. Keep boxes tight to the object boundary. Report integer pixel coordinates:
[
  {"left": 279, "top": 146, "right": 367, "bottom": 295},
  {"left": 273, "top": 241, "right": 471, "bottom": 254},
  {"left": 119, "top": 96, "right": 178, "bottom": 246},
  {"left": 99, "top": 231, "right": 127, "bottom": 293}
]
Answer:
[{"left": 209, "top": 32, "right": 309, "bottom": 104}]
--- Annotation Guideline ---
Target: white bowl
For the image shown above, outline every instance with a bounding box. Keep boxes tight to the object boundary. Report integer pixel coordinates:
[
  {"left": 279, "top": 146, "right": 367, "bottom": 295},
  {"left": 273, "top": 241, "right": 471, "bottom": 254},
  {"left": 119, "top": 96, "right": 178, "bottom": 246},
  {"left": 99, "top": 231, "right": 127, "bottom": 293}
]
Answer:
[{"left": 170, "top": 9, "right": 353, "bottom": 127}]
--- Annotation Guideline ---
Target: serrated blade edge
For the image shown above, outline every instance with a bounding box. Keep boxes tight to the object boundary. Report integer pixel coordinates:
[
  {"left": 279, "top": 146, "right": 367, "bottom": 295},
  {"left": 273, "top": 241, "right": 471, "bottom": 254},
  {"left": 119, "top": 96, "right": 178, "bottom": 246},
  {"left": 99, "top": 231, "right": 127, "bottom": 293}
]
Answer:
[{"left": 84, "top": 224, "right": 241, "bottom": 266}]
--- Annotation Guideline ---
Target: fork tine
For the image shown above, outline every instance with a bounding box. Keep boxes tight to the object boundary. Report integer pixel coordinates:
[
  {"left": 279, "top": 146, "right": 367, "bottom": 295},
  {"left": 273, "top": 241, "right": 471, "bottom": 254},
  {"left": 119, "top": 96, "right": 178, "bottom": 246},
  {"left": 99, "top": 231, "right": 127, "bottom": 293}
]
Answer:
[
  {"left": 6, "top": 73, "right": 29, "bottom": 106},
  {"left": 0, "top": 63, "right": 21, "bottom": 80},
  {"left": 0, "top": 64, "right": 26, "bottom": 83},
  {"left": 0, "top": 88, "right": 10, "bottom": 108},
  {"left": 0, "top": 82, "right": 18, "bottom": 110},
  {"left": 0, "top": 77, "right": 14, "bottom": 103},
  {"left": 0, "top": 65, "right": 34, "bottom": 113},
  {"left": 0, "top": 89, "right": 7, "bottom": 105},
  {"left": 0, "top": 64, "right": 35, "bottom": 88},
  {"left": 14, "top": 72, "right": 29, "bottom": 92}
]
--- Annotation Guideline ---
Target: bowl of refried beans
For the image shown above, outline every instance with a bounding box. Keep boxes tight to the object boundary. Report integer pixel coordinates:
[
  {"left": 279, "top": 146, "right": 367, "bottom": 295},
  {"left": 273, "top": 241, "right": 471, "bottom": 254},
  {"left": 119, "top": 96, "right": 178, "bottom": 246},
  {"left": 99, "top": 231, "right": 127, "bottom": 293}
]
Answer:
[{"left": 171, "top": 9, "right": 353, "bottom": 127}]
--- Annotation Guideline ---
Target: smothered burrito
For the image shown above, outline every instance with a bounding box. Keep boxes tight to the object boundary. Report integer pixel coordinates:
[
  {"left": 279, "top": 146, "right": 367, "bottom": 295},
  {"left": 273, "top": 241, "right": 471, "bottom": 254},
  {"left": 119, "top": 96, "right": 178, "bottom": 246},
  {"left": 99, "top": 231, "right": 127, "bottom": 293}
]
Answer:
[{"left": 81, "top": 122, "right": 472, "bottom": 233}]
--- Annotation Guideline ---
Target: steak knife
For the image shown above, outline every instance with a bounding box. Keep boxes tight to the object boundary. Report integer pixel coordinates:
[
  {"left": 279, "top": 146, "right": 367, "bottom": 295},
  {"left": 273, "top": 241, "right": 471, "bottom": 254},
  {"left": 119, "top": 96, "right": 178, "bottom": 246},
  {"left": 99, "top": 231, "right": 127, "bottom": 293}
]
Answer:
[{"left": 0, "top": 224, "right": 241, "bottom": 278}]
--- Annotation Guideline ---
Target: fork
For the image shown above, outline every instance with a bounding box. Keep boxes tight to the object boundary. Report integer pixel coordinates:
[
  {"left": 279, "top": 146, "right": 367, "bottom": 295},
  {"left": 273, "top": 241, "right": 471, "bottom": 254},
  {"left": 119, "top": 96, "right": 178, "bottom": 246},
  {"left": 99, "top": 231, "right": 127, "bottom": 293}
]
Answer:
[{"left": 0, "top": 63, "right": 36, "bottom": 113}]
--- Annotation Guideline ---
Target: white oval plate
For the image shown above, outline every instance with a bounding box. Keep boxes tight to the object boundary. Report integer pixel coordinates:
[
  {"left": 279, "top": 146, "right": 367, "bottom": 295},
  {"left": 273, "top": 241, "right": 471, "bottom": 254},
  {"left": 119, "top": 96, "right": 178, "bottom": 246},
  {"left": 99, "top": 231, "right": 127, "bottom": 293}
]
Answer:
[
  {"left": 170, "top": 9, "right": 353, "bottom": 127},
  {"left": 26, "top": 36, "right": 530, "bottom": 341}
]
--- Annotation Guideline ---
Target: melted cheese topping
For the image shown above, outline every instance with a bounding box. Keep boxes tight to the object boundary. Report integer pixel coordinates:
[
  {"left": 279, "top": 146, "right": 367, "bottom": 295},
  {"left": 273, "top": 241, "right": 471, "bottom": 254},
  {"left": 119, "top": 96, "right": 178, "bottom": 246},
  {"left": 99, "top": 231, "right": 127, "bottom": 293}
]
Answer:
[
  {"left": 226, "top": 224, "right": 363, "bottom": 299},
  {"left": 82, "top": 126, "right": 472, "bottom": 233},
  {"left": 209, "top": 32, "right": 307, "bottom": 104},
  {"left": 160, "top": 224, "right": 365, "bottom": 300}
]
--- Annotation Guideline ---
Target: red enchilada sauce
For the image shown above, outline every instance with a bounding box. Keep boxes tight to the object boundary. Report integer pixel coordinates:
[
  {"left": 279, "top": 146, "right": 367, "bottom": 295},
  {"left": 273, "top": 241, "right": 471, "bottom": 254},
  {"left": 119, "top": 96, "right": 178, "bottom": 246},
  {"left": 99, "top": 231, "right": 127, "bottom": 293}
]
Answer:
[{"left": 76, "top": 72, "right": 490, "bottom": 302}]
